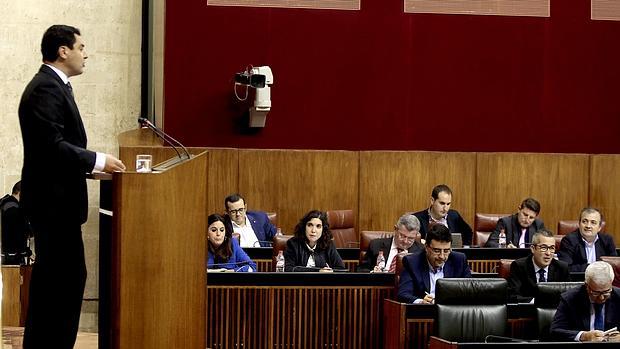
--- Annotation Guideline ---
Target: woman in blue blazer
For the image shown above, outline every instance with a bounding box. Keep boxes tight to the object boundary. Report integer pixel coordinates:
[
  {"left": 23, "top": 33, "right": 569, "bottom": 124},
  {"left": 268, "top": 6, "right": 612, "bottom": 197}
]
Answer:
[{"left": 207, "top": 214, "right": 256, "bottom": 272}]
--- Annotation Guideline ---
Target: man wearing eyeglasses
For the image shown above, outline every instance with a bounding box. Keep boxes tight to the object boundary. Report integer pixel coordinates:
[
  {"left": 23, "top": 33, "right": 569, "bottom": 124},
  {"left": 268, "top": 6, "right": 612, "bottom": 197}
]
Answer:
[
  {"left": 551, "top": 261, "right": 620, "bottom": 342},
  {"left": 398, "top": 224, "right": 471, "bottom": 304},
  {"left": 224, "top": 193, "right": 277, "bottom": 247},
  {"left": 358, "top": 214, "right": 423, "bottom": 272},
  {"left": 558, "top": 207, "right": 617, "bottom": 272},
  {"left": 507, "top": 229, "right": 570, "bottom": 303}
]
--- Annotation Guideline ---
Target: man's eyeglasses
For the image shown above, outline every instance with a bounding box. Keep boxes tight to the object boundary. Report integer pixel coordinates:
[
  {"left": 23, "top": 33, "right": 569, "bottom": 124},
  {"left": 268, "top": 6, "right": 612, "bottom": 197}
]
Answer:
[
  {"left": 228, "top": 208, "right": 246, "bottom": 215},
  {"left": 589, "top": 287, "right": 612, "bottom": 297},
  {"left": 533, "top": 244, "right": 555, "bottom": 252}
]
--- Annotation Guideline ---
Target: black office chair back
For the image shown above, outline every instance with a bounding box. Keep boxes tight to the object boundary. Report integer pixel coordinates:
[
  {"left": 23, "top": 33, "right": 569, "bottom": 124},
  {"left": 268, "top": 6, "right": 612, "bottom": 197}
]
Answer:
[
  {"left": 435, "top": 278, "right": 508, "bottom": 342},
  {"left": 535, "top": 282, "right": 583, "bottom": 341}
]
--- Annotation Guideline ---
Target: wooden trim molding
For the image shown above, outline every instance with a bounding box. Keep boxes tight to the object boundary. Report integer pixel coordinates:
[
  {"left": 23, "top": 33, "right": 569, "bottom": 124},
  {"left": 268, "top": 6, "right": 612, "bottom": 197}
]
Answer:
[
  {"left": 404, "top": 0, "right": 550, "bottom": 17},
  {"left": 592, "top": 0, "right": 620, "bottom": 21},
  {"left": 207, "top": 0, "right": 360, "bottom": 10}
]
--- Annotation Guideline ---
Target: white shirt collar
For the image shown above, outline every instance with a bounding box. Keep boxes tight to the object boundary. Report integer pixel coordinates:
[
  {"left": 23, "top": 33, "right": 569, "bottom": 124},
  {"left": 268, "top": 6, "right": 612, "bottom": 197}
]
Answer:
[{"left": 44, "top": 63, "right": 70, "bottom": 84}]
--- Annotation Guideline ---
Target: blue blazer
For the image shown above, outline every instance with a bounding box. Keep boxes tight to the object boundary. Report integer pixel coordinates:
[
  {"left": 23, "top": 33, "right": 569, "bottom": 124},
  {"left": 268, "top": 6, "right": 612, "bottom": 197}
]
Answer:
[
  {"left": 397, "top": 250, "right": 471, "bottom": 303},
  {"left": 247, "top": 211, "right": 277, "bottom": 247},
  {"left": 208, "top": 238, "right": 257, "bottom": 272},
  {"left": 550, "top": 285, "right": 620, "bottom": 341},
  {"left": 413, "top": 209, "right": 473, "bottom": 246}
]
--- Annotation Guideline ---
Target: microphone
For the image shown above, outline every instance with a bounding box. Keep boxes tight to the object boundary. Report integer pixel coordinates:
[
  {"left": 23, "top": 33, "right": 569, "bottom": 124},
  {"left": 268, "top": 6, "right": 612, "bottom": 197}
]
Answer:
[
  {"left": 138, "top": 117, "right": 191, "bottom": 170},
  {"left": 252, "top": 240, "right": 274, "bottom": 247}
]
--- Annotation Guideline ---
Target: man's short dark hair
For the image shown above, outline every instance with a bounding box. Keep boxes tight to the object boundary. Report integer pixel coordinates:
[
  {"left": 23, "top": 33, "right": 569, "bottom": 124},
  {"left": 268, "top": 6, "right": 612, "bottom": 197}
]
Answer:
[
  {"left": 41, "top": 25, "right": 81, "bottom": 62},
  {"left": 520, "top": 197, "right": 541, "bottom": 215},
  {"left": 425, "top": 224, "right": 452, "bottom": 246},
  {"left": 224, "top": 193, "right": 245, "bottom": 209},
  {"left": 431, "top": 184, "right": 452, "bottom": 200},
  {"left": 11, "top": 181, "right": 21, "bottom": 195}
]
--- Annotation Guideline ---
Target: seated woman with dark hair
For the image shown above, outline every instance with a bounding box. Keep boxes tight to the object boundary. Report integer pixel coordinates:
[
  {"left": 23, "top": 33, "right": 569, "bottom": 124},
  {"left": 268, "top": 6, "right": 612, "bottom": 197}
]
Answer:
[
  {"left": 207, "top": 213, "right": 256, "bottom": 272},
  {"left": 284, "top": 210, "right": 345, "bottom": 272}
]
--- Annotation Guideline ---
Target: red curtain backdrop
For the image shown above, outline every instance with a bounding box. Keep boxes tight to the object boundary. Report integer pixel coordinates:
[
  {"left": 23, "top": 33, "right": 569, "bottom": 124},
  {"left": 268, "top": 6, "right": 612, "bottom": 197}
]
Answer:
[{"left": 163, "top": 0, "right": 620, "bottom": 153}]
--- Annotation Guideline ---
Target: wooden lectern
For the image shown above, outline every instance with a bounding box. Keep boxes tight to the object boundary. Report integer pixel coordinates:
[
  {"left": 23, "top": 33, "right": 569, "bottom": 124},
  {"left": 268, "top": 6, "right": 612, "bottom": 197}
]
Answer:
[{"left": 102, "top": 129, "right": 207, "bottom": 349}]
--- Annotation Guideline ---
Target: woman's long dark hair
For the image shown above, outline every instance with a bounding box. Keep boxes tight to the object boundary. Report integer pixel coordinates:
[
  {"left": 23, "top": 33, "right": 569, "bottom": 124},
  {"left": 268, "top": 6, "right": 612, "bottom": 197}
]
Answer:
[
  {"left": 208, "top": 213, "right": 233, "bottom": 263},
  {"left": 293, "top": 210, "right": 333, "bottom": 250}
]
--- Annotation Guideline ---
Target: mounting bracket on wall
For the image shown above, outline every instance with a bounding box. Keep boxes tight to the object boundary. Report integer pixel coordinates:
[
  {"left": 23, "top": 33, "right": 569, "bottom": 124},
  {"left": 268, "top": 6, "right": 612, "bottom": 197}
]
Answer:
[{"left": 234, "top": 65, "right": 274, "bottom": 128}]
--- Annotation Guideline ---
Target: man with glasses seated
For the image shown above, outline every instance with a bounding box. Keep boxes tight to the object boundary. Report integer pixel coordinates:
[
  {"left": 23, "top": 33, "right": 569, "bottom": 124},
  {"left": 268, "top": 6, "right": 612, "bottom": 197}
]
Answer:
[
  {"left": 507, "top": 229, "right": 570, "bottom": 303},
  {"left": 551, "top": 261, "right": 620, "bottom": 342},
  {"left": 397, "top": 224, "right": 471, "bottom": 304},
  {"left": 358, "top": 214, "right": 423, "bottom": 272},
  {"left": 225, "top": 193, "right": 277, "bottom": 247}
]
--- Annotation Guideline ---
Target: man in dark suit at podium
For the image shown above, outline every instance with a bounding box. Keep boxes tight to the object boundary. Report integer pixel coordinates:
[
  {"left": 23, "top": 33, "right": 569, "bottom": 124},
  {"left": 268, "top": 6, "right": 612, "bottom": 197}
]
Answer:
[
  {"left": 550, "top": 261, "right": 620, "bottom": 342},
  {"left": 358, "top": 213, "right": 423, "bottom": 272},
  {"left": 18, "top": 25, "right": 125, "bottom": 349},
  {"left": 507, "top": 229, "right": 570, "bottom": 303},
  {"left": 398, "top": 224, "right": 471, "bottom": 304}
]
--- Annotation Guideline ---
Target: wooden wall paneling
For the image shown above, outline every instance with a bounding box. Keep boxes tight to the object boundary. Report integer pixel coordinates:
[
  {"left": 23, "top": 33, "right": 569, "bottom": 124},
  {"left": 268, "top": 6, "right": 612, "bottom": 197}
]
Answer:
[
  {"left": 359, "top": 151, "right": 476, "bottom": 232},
  {"left": 590, "top": 155, "right": 620, "bottom": 242},
  {"left": 205, "top": 148, "right": 239, "bottom": 215},
  {"left": 238, "top": 150, "right": 359, "bottom": 234},
  {"left": 476, "top": 153, "right": 589, "bottom": 236},
  {"left": 1, "top": 266, "right": 22, "bottom": 326}
]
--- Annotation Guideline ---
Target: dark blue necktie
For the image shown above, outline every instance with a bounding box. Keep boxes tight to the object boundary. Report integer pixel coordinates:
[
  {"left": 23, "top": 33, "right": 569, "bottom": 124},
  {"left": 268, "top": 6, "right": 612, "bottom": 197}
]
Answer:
[
  {"left": 537, "top": 269, "right": 546, "bottom": 282},
  {"left": 593, "top": 303, "right": 604, "bottom": 331}
]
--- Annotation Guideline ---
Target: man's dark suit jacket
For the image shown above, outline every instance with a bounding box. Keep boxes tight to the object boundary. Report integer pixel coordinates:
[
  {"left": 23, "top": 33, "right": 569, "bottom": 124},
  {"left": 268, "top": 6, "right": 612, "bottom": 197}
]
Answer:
[
  {"left": 413, "top": 209, "right": 473, "bottom": 246},
  {"left": 507, "top": 255, "right": 570, "bottom": 303},
  {"left": 550, "top": 285, "right": 620, "bottom": 341},
  {"left": 485, "top": 214, "right": 545, "bottom": 247},
  {"left": 246, "top": 211, "right": 277, "bottom": 247},
  {"left": 357, "top": 237, "right": 423, "bottom": 272},
  {"left": 19, "top": 65, "right": 96, "bottom": 225},
  {"left": 397, "top": 250, "right": 471, "bottom": 303},
  {"left": 558, "top": 230, "right": 617, "bottom": 272}
]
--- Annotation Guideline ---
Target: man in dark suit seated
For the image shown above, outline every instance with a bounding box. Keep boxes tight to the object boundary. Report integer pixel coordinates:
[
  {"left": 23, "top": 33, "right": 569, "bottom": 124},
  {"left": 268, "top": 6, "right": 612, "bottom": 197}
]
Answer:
[
  {"left": 558, "top": 207, "right": 617, "bottom": 272},
  {"left": 550, "top": 261, "right": 620, "bottom": 342},
  {"left": 507, "top": 229, "right": 570, "bottom": 303},
  {"left": 397, "top": 224, "right": 471, "bottom": 304},
  {"left": 358, "top": 213, "right": 423, "bottom": 272},
  {"left": 225, "top": 193, "right": 277, "bottom": 247},
  {"left": 413, "top": 184, "right": 473, "bottom": 246},
  {"left": 485, "top": 197, "right": 545, "bottom": 248}
]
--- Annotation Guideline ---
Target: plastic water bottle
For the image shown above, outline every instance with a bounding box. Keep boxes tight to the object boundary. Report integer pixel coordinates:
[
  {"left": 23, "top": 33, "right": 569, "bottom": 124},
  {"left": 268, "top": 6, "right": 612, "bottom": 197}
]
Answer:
[
  {"left": 275, "top": 250, "right": 285, "bottom": 272},
  {"left": 498, "top": 229, "right": 507, "bottom": 248},
  {"left": 376, "top": 250, "right": 386, "bottom": 272}
]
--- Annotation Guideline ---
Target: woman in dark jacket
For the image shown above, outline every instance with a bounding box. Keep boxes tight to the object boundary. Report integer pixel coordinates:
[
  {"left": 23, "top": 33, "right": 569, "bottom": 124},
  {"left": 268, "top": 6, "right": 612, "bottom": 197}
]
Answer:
[{"left": 284, "top": 210, "right": 344, "bottom": 272}]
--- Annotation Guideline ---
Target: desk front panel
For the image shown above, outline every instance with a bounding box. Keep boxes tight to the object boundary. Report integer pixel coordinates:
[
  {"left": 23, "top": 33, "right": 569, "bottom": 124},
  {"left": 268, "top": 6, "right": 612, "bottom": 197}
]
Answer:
[{"left": 207, "top": 273, "right": 394, "bottom": 349}]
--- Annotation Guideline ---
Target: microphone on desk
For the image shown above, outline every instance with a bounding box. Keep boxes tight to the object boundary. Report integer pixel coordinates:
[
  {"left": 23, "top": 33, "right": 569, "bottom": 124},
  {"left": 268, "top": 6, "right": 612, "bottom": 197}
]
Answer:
[
  {"left": 252, "top": 240, "right": 274, "bottom": 247},
  {"left": 138, "top": 117, "right": 191, "bottom": 170}
]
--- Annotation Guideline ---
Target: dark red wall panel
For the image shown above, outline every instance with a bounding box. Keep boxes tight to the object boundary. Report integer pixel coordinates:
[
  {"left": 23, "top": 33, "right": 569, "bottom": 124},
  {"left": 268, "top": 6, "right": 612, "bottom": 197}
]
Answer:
[{"left": 163, "top": 0, "right": 620, "bottom": 153}]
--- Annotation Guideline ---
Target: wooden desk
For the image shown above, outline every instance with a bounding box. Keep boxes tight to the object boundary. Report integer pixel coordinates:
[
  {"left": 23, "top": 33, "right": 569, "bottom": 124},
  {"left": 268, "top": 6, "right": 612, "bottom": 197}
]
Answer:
[
  {"left": 1, "top": 265, "right": 32, "bottom": 326},
  {"left": 207, "top": 272, "right": 394, "bottom": 349}
]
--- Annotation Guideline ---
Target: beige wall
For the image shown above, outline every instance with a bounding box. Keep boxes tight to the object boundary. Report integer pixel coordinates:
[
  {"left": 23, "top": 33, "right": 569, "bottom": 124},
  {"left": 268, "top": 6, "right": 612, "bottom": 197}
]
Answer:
[{"left": 0, "top": 1, "right": 142, "bottom": 330}]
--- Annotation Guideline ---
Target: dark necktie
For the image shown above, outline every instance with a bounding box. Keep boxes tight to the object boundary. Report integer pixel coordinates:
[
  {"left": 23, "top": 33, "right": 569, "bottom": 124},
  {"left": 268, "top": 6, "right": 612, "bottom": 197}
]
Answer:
[
  {"left": 66, "top": 81, "right": 74, "bottom": 98},
  {"left": 537, "top": 269, "right": 546, "bottom": 283},
  {"left": 593, "top": 303, "right": 604, "bottom": 330}
]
